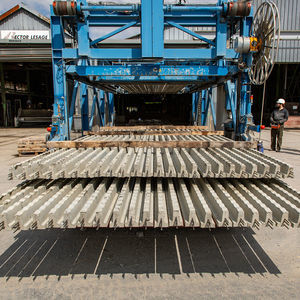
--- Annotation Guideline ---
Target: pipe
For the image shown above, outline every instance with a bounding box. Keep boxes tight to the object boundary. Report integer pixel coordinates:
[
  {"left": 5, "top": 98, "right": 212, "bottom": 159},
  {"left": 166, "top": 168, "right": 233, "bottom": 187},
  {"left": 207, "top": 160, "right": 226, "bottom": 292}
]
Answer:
[
  {"left": 54, "top": 2, "right": 224, "bottom": 15},
  {"left": 83, "top": 3, "right": 250, "bottom": 17},
  {"left": 81, "top": 5, "right": 139, "bottom": 12},
  {"left": 82, "top": 5, "right": 223, "bottom": 12},
  {"left": 163, "top": 5, "right": 223, "bottom": 12},
  {"left": 53, "top": 1, "right": 250, "bottom": 18}
]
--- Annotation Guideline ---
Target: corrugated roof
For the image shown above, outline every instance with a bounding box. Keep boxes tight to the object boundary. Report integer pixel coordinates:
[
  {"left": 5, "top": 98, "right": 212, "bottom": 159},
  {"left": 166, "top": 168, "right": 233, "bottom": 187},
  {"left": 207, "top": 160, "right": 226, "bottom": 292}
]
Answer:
[{"left": 0, "top": 3, "right": 50, "bottom": 25}]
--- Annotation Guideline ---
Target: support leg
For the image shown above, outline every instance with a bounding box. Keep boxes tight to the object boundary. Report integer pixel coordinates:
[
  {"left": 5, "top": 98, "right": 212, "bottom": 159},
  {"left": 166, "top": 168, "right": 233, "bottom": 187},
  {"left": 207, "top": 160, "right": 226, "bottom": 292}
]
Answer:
[
  {"left": 108, "top": 93, "right": 114, "bottom": 126},
  {"left": 100, "top": 90, "right": 106, "bottom": 127},
  {"left": 50, "top": 9, "right": 68, "bottom": 140},
  {"left": 89, "top": 90, "right": 97, "bottom": 130},
  {"left": 201, "top": 90, "right": 207, "bottom": 126},
  {"left": 192, "top": 92, "right": 200, "bottom": 125},
  {"left": 80, "top": 83, "right": 89, "bottom": 131},
  {"left": 0, "top": 62, "right": 7, "bottom": 127},
  {"left": 69, "top": 81, "right": 79, "bottom": 130}
]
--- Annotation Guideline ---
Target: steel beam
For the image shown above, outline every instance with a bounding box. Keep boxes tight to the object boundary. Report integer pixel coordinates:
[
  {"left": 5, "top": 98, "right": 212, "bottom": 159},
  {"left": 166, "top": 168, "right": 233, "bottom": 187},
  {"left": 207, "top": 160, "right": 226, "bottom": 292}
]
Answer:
[
  {"left": 141, "top": 0, "right": 164, "bottom": 58},
  {"left": 166, "top": 21, "right": 215, "bottom": 46},
  {"left": 90, "top": 21, "right": 138, "bottom": 46},
  {"left": 62, "top": 48, "right": 239, "bottom": 60},
  {"left": 66, "top": 65, "right": 239, "bottom": 77}
]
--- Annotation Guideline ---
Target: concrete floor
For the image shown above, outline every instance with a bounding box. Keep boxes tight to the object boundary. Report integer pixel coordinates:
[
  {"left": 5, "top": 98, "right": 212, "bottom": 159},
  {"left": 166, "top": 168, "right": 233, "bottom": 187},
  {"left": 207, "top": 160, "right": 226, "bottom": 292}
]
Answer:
[
  {"left": 0, "top": 128, "right": 299, "bottom": 300},
  {"left": 0, "top": 128, "right": 47, "bottom": 194}
]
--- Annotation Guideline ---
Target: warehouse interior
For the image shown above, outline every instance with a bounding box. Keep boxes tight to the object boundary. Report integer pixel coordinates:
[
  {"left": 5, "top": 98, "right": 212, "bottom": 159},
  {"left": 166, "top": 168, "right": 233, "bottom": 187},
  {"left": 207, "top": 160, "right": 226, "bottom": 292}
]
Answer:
[
  {"left": 0, "top": 62, "right": 53, "bottom": 126},
  {"left": 252, "top": 64, "right": 300, "bottom": 125},
  {"left": 115, "top": 94, "right": 192, "bottom": 125},
  {"left": 0, "top": 4, "right": 60, "bottom": 127}
]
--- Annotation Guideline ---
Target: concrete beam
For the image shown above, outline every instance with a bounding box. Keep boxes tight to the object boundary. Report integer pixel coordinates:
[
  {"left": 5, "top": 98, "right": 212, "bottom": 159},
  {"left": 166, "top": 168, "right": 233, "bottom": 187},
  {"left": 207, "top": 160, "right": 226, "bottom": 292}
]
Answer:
[{"left": 1, "top": 178, "right": 299, "bottom": 230}]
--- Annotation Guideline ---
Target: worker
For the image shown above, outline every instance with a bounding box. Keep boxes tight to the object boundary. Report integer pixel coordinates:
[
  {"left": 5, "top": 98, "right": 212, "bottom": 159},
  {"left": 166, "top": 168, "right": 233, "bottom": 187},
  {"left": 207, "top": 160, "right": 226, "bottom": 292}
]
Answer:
[{"left": 270, "top": 98, "right": 289, "bottom": 152}]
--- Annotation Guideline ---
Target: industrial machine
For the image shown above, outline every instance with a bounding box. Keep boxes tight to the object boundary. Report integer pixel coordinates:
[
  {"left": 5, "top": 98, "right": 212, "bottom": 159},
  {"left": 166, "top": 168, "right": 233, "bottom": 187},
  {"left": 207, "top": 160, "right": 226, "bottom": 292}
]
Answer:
[
  {"left": 47, "top": 0, "right": 280, "bottom": 141},
  {"left": 1, "top": 0, "right": 299, "bottom": 231}
]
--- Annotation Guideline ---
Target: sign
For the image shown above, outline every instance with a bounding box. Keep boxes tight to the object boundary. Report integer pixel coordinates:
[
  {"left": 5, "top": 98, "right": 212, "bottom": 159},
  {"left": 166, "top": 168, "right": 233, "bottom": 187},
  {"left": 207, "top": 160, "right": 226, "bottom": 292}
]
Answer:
[{"left": 0, "top": 30, "right": 50, "bottom": 40}]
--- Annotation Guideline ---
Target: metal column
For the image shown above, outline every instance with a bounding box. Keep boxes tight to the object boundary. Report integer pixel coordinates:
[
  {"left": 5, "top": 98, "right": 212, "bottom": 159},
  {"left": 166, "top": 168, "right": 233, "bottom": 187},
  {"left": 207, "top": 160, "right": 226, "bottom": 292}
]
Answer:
[
  {"left": 80, "top": 83, "right": 89, "bottom": 131},
  {"left": 0, "top": 63, "right": 7, "bottom": 127},
  {"left": 50, "top": 7, "right": 68, "bottom": 140},
  {"left": 141, "top": 0, "right": 164, "bottom": 58},
  {"left": 192, "top": 92, "right": 200, "bottom": 125}
]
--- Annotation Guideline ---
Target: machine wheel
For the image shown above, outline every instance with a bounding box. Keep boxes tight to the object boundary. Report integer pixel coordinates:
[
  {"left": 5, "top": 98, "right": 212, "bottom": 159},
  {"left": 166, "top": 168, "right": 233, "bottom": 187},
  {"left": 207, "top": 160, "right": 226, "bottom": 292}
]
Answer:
[{"left": 249, "top": 0, "right": 280, "bottom": 85}]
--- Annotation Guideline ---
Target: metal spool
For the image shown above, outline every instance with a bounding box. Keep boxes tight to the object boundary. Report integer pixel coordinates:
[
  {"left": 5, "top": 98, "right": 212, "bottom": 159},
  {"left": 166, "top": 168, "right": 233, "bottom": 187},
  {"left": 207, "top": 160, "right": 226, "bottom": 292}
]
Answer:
[
  {"left": 53, "top": 1, "right": 77, "bottom": 16},
  {"left": 226, "top": 1, "right": 252, "bottom": 17},
  {"left": 249, "top": 0, "right": 280, "bottom": 85}
]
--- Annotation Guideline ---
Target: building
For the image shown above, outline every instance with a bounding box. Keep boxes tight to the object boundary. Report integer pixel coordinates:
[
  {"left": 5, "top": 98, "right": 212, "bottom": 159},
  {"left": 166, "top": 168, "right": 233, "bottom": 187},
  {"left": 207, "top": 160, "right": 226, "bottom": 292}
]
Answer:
[{"left": 0, "top": 3, "right": 73, "bottom": 127}]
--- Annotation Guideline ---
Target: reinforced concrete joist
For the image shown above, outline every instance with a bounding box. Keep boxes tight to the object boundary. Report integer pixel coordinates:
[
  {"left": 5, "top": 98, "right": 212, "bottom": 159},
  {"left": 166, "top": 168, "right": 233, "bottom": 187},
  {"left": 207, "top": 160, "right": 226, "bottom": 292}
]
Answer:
[
  {"left": 9, "top": 145, "right": 293, "bottom": 180},
  {"left": 1, "top": 177, "right": 299, "bottom": 231},
  {"left": 3, "top": 129, "right": 299, "bottom": 232}
]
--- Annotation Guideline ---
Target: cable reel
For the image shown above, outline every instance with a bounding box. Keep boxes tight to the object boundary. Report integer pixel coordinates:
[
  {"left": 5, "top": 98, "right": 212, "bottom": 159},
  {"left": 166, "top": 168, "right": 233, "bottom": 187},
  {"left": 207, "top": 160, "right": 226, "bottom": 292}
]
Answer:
[
  {"left": 249, "top": 0, "right": 280, "bottom": 85},
  {"left": 234, "top": 1, "right": 280, "bottom": 85}
]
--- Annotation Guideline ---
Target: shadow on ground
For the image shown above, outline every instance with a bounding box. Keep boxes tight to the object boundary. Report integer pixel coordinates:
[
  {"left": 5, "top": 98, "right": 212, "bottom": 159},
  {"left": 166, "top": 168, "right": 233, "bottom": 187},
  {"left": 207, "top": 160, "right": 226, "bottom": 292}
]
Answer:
[
  {"left": 264, "top": 148, "right": 300, "bottom": 156},
  {"left": 0, "top": 228, "right": 280, "bottom": 279},
  {"left": 280, "top": 148, "right": 300, "bottom": 155}
]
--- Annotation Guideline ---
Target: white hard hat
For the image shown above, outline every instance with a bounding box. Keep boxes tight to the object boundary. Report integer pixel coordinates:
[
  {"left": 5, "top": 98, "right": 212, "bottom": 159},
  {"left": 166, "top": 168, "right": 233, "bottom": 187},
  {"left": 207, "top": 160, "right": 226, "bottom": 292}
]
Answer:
[{"left": 277, "top": 98, "right": 285, "bottom": 104}]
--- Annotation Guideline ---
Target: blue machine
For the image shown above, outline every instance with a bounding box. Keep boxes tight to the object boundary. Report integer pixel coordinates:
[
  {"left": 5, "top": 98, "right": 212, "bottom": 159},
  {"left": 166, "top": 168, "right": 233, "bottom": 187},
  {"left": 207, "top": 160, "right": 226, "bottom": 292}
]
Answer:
[{"left": 49, "top": 0, "right": 259, "bottom": 141}]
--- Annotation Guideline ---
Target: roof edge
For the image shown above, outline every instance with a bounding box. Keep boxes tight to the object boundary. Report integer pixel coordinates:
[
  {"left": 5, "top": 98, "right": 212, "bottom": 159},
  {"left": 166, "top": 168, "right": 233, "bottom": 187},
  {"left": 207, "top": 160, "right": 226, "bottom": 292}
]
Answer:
[
  {"left": 0, "top": 2, "right": 50, "bottom": 24},
  {"left": 0, "top": 5, "right": 20, "bottom": 22}
]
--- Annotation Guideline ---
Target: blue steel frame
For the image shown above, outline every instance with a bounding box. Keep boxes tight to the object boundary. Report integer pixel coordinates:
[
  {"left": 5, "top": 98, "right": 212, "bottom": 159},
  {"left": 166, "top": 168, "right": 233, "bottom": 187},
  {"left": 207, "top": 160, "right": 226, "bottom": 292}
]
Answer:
[{"left": 50, "top": 0, "right": 255, "bottom": 141}]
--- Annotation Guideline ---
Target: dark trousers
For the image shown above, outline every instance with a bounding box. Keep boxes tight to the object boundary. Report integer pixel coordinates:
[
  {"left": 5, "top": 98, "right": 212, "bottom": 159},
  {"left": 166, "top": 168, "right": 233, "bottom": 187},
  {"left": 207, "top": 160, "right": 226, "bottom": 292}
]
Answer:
[{"left": 271, "top": 125, "right": 284, "bottom": 150}]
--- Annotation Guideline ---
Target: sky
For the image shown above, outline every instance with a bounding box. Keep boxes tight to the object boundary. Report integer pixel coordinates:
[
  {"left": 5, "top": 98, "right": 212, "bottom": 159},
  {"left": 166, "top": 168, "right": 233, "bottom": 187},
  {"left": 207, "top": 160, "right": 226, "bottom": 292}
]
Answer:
[{"left": 0, "top": 0, "right": 217, "bottom": 39}]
